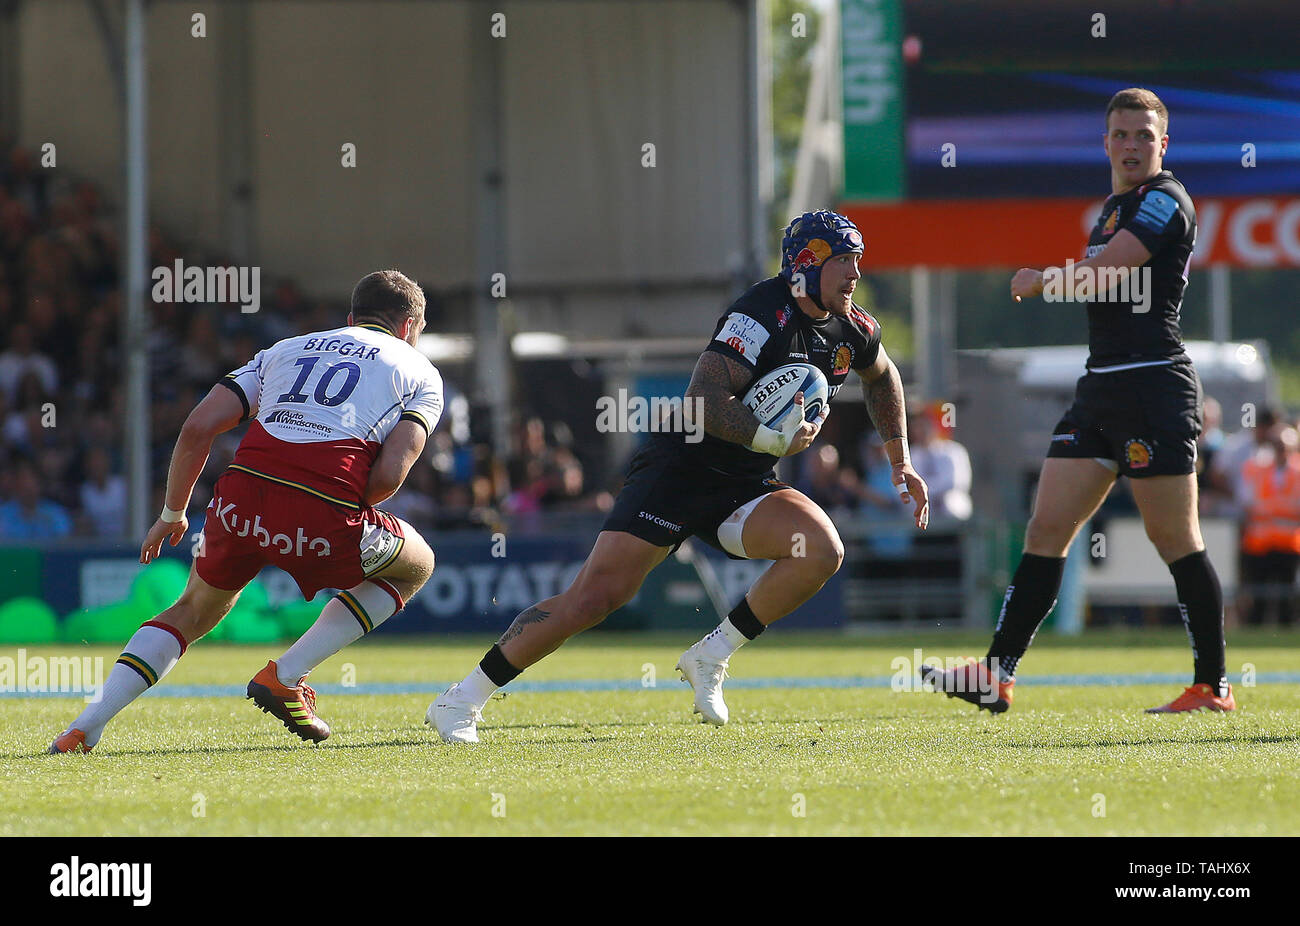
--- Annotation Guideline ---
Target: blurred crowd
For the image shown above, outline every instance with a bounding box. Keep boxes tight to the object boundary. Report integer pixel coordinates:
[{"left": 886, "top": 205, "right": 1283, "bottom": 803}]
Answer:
[
  {"left": 791, "top": 395, "right": 1300, "bottom": 626},
  {"left": 791, "top": 400, "right": 972, "bottom": 524},
  {"left": 0, "top": 140, "right": 606, "bottom": 544},
  {"left": 1197, "top": 398, "right": 1300, "bottom": 625},
  {"left": 378, "top": 415, "right": 613, "bottom": 534}
]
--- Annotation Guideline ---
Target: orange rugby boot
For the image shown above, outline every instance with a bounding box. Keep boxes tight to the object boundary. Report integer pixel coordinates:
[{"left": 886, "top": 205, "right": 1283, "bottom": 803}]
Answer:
[
  {"left": 1145, "top": 683, "right": 1236, "bottom": 714},
  {"left": 246, "top": 660, "right": 331, "bottom": 742},
  {"left": 919, "top": 657, "right": 1015, "bottom": 713},
  {"left": 48, "top": 728, "right": 93, "bottom": 755}
]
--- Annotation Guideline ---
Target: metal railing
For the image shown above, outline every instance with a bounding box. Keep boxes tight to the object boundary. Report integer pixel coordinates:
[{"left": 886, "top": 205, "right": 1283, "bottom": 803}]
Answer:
[{"left": 837, "top": 517, "right": 1000, "bottom": 629}]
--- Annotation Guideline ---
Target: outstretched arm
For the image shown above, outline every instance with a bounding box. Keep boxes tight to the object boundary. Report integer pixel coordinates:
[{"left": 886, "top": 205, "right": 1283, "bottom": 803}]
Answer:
[
  {"left": 141, "top": 384, "right": 248, "bottom": 563},
  {"left": 1012, "top": 229, "right": 1153, "bottom": 301},
  {"left": 858, "top": 344, "right": 929, "bottom": 529}
]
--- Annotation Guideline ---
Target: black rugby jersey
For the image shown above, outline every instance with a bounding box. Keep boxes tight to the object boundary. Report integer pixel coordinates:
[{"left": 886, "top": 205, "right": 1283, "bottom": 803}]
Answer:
[
  {"left": 1082, "top": 170, "right": 1196, "bottom": 370},
  {"left": 652, "top": 276, "right": 882, "bottom": 477}
]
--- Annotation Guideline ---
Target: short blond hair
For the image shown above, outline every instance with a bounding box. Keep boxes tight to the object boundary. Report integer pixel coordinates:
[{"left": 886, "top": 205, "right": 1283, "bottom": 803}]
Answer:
[{"left": 1106, "top": 88, "right": 1168, "bottom": 135}]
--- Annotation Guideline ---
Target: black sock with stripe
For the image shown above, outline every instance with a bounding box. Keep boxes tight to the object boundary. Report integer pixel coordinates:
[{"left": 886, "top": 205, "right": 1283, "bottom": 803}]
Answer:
[
  {"left": 1168, "top": 550, "right": 1229, "bottom": 695},
  {"left": 986, "top": 552, "right": 1066, "bottom": 679}
]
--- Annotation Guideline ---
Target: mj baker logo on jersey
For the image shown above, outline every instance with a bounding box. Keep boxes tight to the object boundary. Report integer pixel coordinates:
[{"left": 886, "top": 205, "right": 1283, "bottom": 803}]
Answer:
[{"left": 714, "top": 313, "right": 769, "bottom": 363}]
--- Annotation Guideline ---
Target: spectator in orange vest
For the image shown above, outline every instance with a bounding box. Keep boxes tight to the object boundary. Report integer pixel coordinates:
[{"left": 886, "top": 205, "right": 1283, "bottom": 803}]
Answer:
[{"left": 1239, "top": 424, "right": 1300, "bottom": 625}]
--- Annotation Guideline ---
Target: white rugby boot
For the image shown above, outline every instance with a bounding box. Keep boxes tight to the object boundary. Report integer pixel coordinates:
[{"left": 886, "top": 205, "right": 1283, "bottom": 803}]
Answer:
[
  {"left": 427, "top": 683, "right": 483, "bottom": 744},
  {"left": 676, "top": 644, "right": 730, "bottom": 725}
]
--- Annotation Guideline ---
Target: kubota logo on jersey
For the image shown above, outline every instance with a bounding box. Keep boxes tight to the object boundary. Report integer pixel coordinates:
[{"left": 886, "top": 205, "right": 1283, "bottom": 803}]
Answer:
[{"left": 208, "top": 496, "right": 332, "bottom": 556}]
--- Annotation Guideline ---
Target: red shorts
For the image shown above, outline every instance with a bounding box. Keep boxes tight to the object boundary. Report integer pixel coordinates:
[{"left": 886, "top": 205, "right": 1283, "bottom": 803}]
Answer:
[{"left": 197, "top": 469, "right": 405, "bottom": 600}]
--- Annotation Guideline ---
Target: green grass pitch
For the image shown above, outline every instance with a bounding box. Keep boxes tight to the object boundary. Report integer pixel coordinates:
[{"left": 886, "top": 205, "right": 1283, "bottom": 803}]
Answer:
[{"left": 3, "top": 630, "right": 1297, "bottom": 836}]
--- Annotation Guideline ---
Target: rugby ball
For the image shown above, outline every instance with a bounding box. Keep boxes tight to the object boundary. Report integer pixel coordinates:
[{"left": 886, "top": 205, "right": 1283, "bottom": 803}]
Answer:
[{"left": 742, "top": 363, "right": 829, "bottom": 429}]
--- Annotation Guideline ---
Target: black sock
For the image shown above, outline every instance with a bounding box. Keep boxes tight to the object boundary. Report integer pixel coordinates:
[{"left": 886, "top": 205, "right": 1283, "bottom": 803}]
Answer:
[
  {"left": 727, "top": 598, "right": 766, "bottom": 640},
  {"left": 1168, "top": 550, "right": 1228, "bottom": 694},
  {"left": 479, "top": 644, "right": 522, "bottom": 687},
  {"left": 986, "top": 552, "right": 1067, "bottom": 678}
]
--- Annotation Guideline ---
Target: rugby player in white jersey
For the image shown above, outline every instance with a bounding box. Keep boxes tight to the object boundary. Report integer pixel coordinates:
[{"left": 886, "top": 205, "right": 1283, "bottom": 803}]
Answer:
[{"left": 50, "top": 270, "right": 443, "bottom": 753}]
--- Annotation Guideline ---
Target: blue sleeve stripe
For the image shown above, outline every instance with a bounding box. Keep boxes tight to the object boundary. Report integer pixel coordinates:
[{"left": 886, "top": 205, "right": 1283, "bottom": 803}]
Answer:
[{"left": 1133, "top": 191, "right": 1178, "bottom": 233}]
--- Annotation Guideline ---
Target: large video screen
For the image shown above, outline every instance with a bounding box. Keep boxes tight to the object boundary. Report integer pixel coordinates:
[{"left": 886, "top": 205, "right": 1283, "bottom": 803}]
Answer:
[{"left": 906, "top": 70, "right": 1300, "bottom": 199}]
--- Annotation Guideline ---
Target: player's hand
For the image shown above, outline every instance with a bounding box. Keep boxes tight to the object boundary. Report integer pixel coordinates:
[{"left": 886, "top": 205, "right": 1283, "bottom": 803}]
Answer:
[
  {"left": 1011, "top": 268, "right": 1044, "bottom": 302},
  {"left": 783, "top": 392, "right": 821, "bottom": 456},
  {"left": 141, "top": 516, "right": 188, "bottom": 565},
  {"left": 892, "top": 462, "right": 930, "bottom": 530}
]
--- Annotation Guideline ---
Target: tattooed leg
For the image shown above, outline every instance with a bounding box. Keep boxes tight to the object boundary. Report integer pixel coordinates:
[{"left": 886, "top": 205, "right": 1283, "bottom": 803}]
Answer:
[
  {"left": 494, "top": 532, "right": 671, "bottom": 670},
  {"left": 497, "top": 604, "right": 551, "bottom": 648}
]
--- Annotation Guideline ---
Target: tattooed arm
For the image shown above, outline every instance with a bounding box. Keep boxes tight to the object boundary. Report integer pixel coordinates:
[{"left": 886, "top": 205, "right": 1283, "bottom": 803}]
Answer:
[
  {"left": 860, "top": 344, "right": 907, "bottom": 442},
  {"left": 685, "top": 351, "right": 761, "bottom": 445},
  {"left": 684, "top": 351, "right": 819, "bottom": 455},
  {"left": 859, "top": 344, "right": 930, "bottom": 529}
]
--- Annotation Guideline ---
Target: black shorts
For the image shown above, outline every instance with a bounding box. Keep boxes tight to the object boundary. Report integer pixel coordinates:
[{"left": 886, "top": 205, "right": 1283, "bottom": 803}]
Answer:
[
  {"left": 601, "top": 445, "right": 789, "bottom": 557},
  {"left": 1047, "top": 360, "right": 1202, "bottom": 478}
]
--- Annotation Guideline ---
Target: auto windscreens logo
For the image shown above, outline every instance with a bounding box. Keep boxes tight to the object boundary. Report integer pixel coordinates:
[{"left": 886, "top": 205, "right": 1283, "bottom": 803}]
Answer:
[{"left": 263, "top": 409, "right": 333, "bottom": 435}]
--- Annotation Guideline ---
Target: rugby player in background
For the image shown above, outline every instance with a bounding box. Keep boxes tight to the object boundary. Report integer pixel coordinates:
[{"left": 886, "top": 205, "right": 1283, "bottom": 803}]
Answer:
[
  {"left": 50, "top": 271, "right": 443, "bottom": 753},
  {"left": 431, "top": 211, "right": 930, "bottom": 743},
  {"left": 922, "top": 88, "right": 1233, "bottom": 714}
]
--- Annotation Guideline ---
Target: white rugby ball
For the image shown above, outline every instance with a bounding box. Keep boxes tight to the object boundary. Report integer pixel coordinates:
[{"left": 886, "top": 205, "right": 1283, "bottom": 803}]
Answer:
[{"left": 742, "top": 363, "right": 829, "bottom": 429}]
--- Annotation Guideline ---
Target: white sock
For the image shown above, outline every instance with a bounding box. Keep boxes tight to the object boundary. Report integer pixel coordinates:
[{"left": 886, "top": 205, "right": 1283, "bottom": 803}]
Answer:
[
  {"left": 71, "top": 622, "right": 187, "bottom": 746},
  {"left": 456, "top": 666, "right": 499, "bottom": 710},
  {"left": 276, "top": 579, "right": 403, "bottom": 685},
  {"left": 696, "top": 617, "right": 749, "bottom": 661}
]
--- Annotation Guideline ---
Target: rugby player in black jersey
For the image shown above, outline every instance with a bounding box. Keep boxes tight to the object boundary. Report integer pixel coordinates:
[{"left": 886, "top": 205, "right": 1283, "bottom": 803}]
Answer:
[
  {"left": 431, "top": 211, "right": 930, "bottom": 742},
  {"left": 922, "top": 88, "right": 1234, "bottom": 714}
]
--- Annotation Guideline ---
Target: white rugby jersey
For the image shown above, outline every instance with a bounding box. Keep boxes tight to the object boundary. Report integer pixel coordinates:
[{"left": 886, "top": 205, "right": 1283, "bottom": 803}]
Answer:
[{"left": 219, "top": 322, "right": 443, "bottom": 508}]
